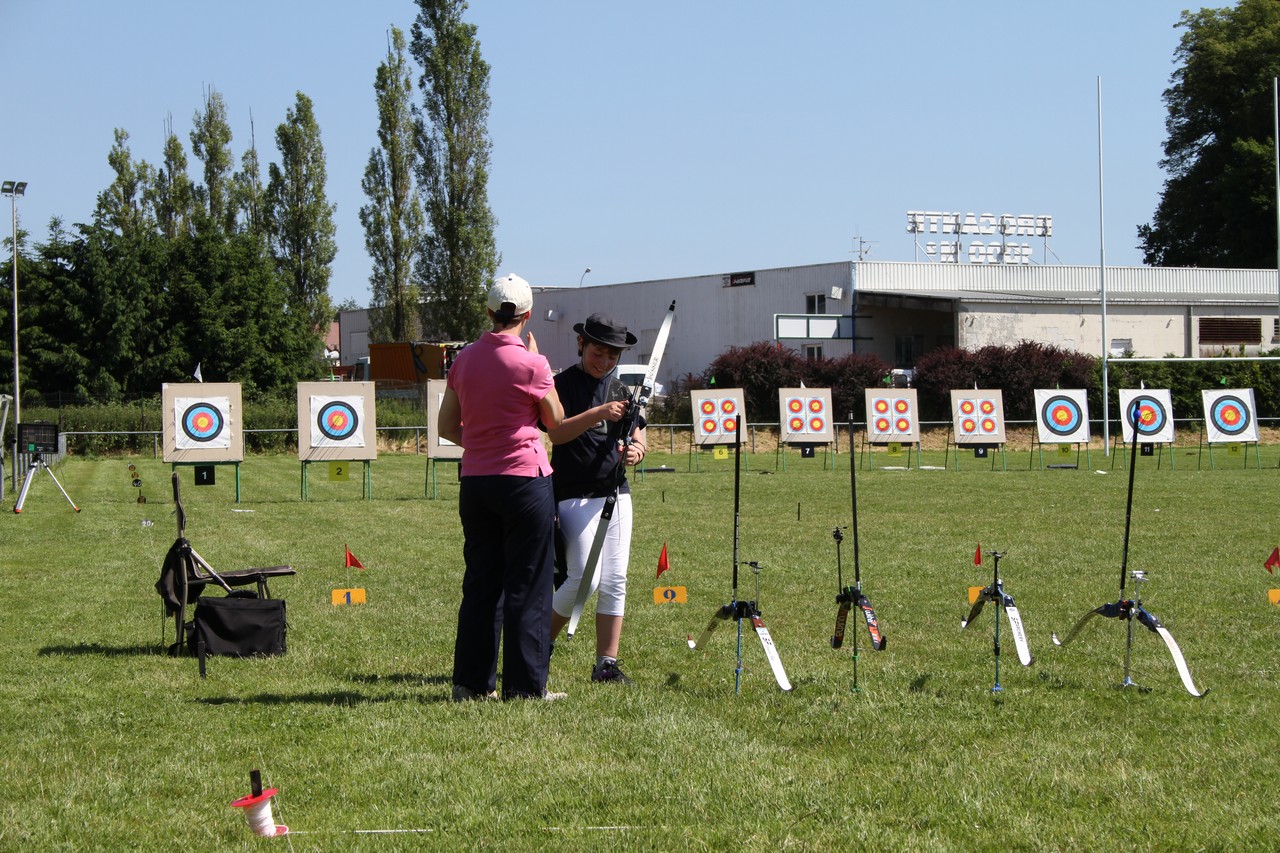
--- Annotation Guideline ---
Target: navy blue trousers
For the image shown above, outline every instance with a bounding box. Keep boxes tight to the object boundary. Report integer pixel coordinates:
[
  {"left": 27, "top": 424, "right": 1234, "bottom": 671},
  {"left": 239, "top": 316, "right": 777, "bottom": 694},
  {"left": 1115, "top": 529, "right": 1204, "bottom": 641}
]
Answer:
[{"left": 453, "top": 474, "right": 555, "bottom": 699}]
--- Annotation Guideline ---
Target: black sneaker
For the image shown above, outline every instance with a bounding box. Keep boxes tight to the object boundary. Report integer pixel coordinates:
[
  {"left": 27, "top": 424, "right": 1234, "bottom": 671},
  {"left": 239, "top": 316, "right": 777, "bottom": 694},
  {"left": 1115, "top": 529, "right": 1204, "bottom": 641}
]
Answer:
[{"left": 591, "top": 660, "right": 633, "bottom": 684}]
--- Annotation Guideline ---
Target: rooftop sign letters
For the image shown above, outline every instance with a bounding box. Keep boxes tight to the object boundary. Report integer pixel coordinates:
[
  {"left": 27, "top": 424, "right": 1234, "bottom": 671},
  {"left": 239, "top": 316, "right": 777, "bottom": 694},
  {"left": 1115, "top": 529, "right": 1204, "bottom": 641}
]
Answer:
[{"left": 906, "top": 211, "right": 1053, "bottom": 265}]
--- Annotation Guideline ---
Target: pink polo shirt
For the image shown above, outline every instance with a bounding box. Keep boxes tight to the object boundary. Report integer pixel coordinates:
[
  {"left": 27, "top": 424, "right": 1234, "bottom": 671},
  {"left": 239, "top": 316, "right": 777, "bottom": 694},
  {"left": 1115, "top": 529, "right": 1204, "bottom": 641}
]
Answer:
[{"left": 446, "top": 331, "right": 554, "bottom": 477}]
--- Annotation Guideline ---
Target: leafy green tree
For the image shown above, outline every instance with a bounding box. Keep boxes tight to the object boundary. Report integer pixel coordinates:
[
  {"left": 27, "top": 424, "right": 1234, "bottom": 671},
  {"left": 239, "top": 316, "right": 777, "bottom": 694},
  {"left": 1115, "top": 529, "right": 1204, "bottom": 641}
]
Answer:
[
  {"left": 362, "top": 25, "right": 425, "bottom": 342},
  {"left": 190, "top": 86, "right": 236, "bottom": 234},
  {"left": 411, "top": 0, "right": 500, "bottom": 341},
  {"left": 1139, "top": 0, "right": 1280, "bottom": 267},
  {"left": 266, "top": 90, "right": 337, "bottom": 335}
]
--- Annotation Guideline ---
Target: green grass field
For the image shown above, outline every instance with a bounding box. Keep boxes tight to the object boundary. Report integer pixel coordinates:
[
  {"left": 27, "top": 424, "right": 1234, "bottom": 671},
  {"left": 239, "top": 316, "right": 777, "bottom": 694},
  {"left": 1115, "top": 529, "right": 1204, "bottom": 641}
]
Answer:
[{"left": 2, "top": 446, "right": 1277, "bottom": 850}]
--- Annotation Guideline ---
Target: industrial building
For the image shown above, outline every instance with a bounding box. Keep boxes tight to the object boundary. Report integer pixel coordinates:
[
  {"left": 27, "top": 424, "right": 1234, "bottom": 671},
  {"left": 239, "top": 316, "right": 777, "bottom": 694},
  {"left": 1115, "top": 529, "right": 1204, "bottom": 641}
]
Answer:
[{"left": 340, "top": 260, "right": 1280, "bottom": 392}]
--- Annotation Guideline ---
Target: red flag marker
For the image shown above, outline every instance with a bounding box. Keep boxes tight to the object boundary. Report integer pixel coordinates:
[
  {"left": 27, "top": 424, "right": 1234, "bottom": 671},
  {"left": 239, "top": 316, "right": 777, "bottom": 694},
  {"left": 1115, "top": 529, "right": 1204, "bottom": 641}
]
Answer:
[
  {"left": 345, "top": 545, "right": 365, "bottom": 570},
  {"left": 1265, "top": 547, "right": 1279, "bottom": 575},
  {"left": 974, "top": 543, "right": 982, "bottom": 566},
  {"left": 656, "top": 542, "right": 670, "bottom": 579}
]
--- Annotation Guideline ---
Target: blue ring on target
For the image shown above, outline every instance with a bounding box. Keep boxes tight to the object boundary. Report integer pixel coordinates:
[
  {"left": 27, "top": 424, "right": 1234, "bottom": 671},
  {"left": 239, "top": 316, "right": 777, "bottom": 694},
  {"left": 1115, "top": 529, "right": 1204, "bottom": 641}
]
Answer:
[
  {"left": 1209, "top": 394, "right": 1250, "bottom": 437},
  {"left": 317, "top": 400, "right": 360, "bottom": 441},
  {"left": 1041, "top": 395, "right": 1084, "bottom": 437},
  {"left": 181, "top": 402, "right": 225, "bottom": 443},
  {"left": 1127, "top": 396, "right": 1168, "bottom": 436}
]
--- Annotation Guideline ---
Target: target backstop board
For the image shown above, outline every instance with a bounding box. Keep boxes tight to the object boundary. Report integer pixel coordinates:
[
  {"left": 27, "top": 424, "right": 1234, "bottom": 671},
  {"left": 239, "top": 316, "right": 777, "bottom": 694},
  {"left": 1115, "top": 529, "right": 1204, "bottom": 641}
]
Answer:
[
  {"left": 426, "top": 379, "right": 464, "bottom": 459},
  {"left": 162, "top": 382, "right": 244, "bottom": 463},
  {"left": 296, "top": 382, "right": 377, "bottom": 462}
]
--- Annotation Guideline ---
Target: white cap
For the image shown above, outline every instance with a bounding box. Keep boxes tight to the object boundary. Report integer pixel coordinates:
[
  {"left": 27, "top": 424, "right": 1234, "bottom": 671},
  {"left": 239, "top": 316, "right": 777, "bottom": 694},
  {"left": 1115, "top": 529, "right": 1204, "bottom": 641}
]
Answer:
[{"left": 488, "top": 273, "right": 533, "bottom": 316}]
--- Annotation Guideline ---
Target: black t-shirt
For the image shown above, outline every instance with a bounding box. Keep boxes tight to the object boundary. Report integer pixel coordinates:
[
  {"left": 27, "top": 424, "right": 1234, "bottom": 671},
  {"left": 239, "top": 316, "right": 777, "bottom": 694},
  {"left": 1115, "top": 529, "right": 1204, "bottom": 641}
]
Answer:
[{"left": 550, "top": 364, "right": 647, "bottom": 502}]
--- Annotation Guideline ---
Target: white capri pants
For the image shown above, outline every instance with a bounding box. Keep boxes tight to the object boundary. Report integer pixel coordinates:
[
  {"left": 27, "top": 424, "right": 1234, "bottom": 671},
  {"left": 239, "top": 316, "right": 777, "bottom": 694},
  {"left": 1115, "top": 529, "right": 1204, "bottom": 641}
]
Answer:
[{"left": 552, "top": 493, "right": 632, "bottom": 618}]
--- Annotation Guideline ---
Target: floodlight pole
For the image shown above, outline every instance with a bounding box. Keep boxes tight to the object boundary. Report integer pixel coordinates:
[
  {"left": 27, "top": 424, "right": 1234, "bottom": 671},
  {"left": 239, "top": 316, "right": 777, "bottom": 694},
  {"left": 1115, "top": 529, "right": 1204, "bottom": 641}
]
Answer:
[
  {"left": 3, "top": 180, "right": 26, "bottom": 491},
  {"left": 579, "top": 267, "right": 591, "bottom": 287},
  {"left": 1097, "top": 78, "right": 1110, "bottom": 456},
  {"left": 1273, "top": 78, "right": 1279, "bottom": 341}
]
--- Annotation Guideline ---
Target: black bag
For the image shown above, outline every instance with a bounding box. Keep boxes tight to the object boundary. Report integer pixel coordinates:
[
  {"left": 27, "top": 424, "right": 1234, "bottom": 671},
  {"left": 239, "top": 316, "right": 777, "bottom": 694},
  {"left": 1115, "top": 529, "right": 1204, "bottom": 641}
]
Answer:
[{"left": 191, "top": 594, "right": 287, "bottom": 657}]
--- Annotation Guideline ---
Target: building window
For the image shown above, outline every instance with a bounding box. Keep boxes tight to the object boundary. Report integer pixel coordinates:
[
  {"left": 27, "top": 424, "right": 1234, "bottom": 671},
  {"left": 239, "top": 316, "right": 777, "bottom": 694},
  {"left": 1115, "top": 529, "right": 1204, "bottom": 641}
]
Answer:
[
  {"left": 894, "top": 334, "right": 923, "bottom": 368},
  {"left": 1199, "top": 317, "right": 1261, "bottom": 345},
  {"left": 804, "top": 344, "right": 823, "bottom": 361},
  {"left": 1109, "top": 338, "right": 1132, "bottom": 357},
  {"left": 805, "top": 293, "right": 827, "bottom": 315}
]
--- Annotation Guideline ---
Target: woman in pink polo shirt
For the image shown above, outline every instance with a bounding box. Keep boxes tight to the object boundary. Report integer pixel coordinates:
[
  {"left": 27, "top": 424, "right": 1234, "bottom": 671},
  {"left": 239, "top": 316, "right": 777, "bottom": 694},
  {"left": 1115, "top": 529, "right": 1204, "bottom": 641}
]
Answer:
[{"left": 437, "top": 274, "right": 566, "bottom": 701}]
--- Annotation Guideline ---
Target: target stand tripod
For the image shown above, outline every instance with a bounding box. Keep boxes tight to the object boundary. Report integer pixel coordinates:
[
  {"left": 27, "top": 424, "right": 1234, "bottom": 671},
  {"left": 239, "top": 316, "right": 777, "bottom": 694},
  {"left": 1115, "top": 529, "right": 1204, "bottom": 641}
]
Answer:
[{"left": 14, "top": 422, "right": 80, "bottom": 514}]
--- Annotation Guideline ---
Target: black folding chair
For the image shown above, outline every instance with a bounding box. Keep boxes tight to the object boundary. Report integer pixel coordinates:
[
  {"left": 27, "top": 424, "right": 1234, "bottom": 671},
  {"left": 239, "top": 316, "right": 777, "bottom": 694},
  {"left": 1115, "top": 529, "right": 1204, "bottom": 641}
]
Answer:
[{"left": 155, "top": 472, "right": 295, "bottom": 657}]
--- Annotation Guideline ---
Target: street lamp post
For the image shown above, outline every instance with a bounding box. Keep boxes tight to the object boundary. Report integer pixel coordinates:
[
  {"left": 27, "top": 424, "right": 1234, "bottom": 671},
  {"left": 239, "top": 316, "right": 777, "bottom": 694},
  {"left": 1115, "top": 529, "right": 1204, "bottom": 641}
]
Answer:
[
  {"left": 579, "top": 267, "right": 591, "bottom": 287},
  {"left": 3, "top": 180, "right": 26, "bottom": 487}
]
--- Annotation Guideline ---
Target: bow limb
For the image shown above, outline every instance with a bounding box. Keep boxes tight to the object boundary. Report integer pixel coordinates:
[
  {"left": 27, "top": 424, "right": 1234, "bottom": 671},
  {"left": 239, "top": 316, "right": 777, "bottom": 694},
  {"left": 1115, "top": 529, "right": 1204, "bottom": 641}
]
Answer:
[
  {"left": 1052, "top": 604, "right": 1108, "bottom": 647},
  {"left": 961, "top": 594, "right": 988, "bottom": 630},
  {"left": 831, "top": 599, "right": 851, "bottom": 649},
  {"left": 687, "top": 604, "right": 733, "bottom": 650},
  {"left": 1003, "top": 603, "right": 1034, "bottom": 666},
  {"left": 858, "top": 593, "right": 886, "bottom": 651},
  {"left": 1136, "top": 607, "right": 1209, "bottom": 698}
]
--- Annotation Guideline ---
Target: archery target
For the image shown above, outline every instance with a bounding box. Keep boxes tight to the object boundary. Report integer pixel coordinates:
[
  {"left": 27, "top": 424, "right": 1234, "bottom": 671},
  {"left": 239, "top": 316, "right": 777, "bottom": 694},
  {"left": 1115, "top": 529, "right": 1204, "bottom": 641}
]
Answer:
[
  {"left": 426, "top": 378, "right": 463, "bottom": 459},
  {"left": 1119, "top": 389, "right": 1174, "bottom": 443},
  {"left": 297, "top": 382, "right": 376, "bottom": 461},
  {"left": 778, "top": 388, "right": 833, "bottom": 444},
  {"left": 864, "top": 389, "right": 919, "bottom": 443},
  {"left": 1034, "top": 389, "right": 1090, "bottom": 444},
  {"left": 312, "top": 397, "right": 363, "bottom": 446},
  {"left": 162, "top": 383, "right": 243, "bottom": 462},
  {"left": 1202, "top": 388, "right": 1258, "bottom": 443},
  {"left": 180, "top": 401, "right": 226, "bottom": 444},
  {"left": 690, "top": 389, "right": 746, "bottom": 445},
  {"left": 950, "top": 390, "right": 1005, "bottom": 445}
]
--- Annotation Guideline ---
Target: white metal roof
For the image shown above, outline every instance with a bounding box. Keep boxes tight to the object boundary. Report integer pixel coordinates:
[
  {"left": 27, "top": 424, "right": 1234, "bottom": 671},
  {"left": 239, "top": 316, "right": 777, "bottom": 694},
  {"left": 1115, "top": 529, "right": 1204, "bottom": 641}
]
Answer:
[{"left": 854, "top": 261, "right": 1280, "bottom": 304}]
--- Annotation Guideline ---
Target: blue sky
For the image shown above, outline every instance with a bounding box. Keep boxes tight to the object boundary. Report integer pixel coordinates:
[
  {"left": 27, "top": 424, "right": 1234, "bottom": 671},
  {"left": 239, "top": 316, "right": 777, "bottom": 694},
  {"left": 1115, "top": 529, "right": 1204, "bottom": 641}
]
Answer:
[{"left": 2, "top": 1, "right": 1203, "bottom": 308}]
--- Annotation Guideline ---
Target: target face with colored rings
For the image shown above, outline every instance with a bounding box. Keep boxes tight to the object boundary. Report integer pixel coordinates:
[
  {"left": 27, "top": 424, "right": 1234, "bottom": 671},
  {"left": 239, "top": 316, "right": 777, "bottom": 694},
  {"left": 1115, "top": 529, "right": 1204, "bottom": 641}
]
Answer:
[
  {"left": 701, "top": 400, "right": 716, "bottom": 415},
  {"left": 1128, "top": 397, "right": 1168, "bottom": 436},
  {"left": 959, "top": 400, "right": 976, "bottom": 415},
  {"left": 1041, "top": 395, "right": 1083, "bottom": 437},
  {"left": 182, "top": 403, "right": 225, "bottom": 443},
  {"left": 810, "top": 416, "right": 825, "bottom": 432},
  {"left": 722, "top": 417, "right": 737, "bottom": 432},
  {"left": 788, "top": 399, "right": 804, "bottom": 413},
  {"left": 961, "top": 417, "right": 977, "bottom": 433},
  {"left": 721, "top": 399, "right": 736, "bottom": 414},
  {"left": 702, "top": 418, "right": 718, "bottom": 434},
  {"left": 317, "top": 400, "right": 360, "bottom": 441},
  {"left": 1209, "top": 394, "right": 1250, "bottom": 436},
  {"left": 790, "top": 416, "right": 805, "bottom": 431}
]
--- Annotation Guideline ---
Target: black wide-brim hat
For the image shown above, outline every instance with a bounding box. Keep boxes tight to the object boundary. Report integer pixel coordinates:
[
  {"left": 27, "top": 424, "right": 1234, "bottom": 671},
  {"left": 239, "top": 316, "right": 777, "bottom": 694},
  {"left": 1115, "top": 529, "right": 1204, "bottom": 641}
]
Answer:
[{"left": 573, "top": 313, "right": 638, "bottom": 348}]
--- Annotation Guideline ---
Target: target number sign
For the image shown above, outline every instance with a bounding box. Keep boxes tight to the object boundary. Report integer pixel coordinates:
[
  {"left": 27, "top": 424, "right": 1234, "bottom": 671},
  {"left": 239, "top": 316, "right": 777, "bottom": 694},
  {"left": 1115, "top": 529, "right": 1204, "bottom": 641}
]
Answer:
[
  {"left": 1202, "top": 388, "right": 1258, "bottom": 443},
  {"left": 778, "top": 388, "right": 833, "bottom": 444},
  {"left": 1118, "top": 389, "right": 1174, "bottom": 443}
]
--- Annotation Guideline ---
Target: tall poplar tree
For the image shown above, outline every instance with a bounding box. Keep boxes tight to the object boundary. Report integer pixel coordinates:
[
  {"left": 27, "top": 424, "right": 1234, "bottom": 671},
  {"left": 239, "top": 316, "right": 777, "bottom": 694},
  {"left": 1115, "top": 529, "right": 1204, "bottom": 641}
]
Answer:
[
  {"left": 266, "top": 90, "right": 337, "bottom": 334},
  {"left": 410, "top": 0, "right": 499, "bottom": 341},
  {"left": 361, "top": 25, "right": 425, "bottom": 342},
  {"left": 190, "top": 86, "right": 236, "bottom": 234}
]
